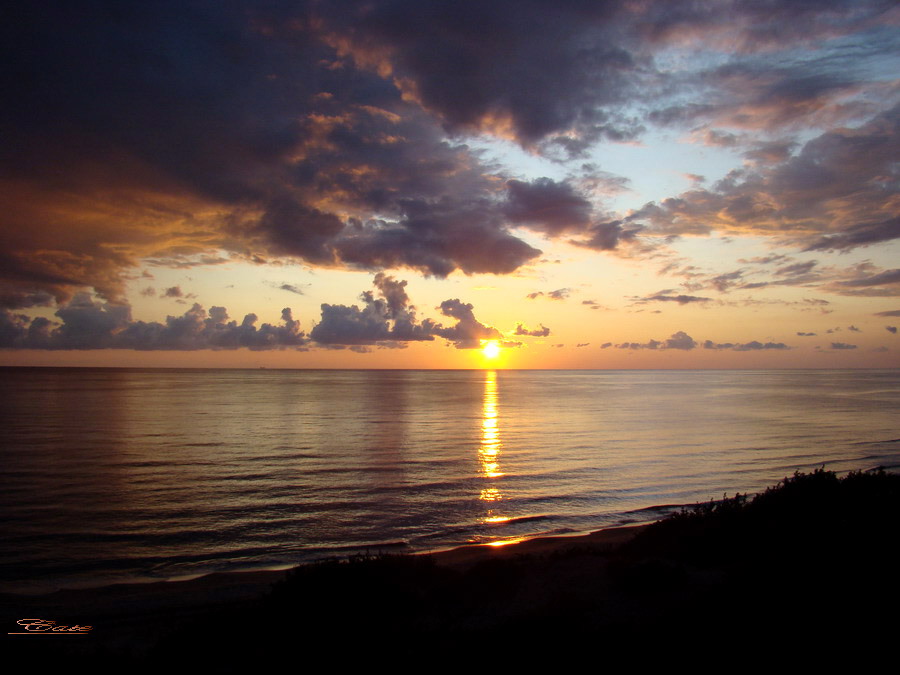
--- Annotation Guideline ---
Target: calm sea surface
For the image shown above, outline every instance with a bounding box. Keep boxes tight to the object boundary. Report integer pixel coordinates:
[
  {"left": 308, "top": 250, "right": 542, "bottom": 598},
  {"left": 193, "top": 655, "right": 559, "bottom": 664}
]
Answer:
[{"left": 1, "top": 368, "right": 898, "bottom": 593}]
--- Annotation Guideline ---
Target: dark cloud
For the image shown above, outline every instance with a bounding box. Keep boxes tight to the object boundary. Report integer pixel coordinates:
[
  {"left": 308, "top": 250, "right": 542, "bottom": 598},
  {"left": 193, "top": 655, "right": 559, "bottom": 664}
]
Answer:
[
  {"left": 875, "top": 310, "right": 900, "bottom": 317},
  {"left": 310, "top": 273, "right": 437, "bottom": 345},
  {"left": 821, "top": 266, "right": 900, "bottom": 297},
  {"left": 1, "top": 273, "right": 509, "bottom": 351},
  {"left": 0, "top": 287, "right": 55, "bottom": 310},
  {"left": 848, "top": 325, "right": 861, "bottom": 332},
  {"left": 743, "top": 140, "right": 798, "bottom": 165},
  {"left": 797, "top": 332, "right": 817, "bottom": 337},
  {"left": 527, "top": 289, "right": 570, "bottom": 301},
  {"left": 831, "top": 269, "right": 900, "bottom": 288},
  {"left": 504, "top": 178, "right": 593, "bottom": 236},
  {"left": 1, "top": 1, "right": 559, "bottom": 305},
  {"left": 739, "top": 254, "right": 790, "bottom": 265},
  {"left": 433, "top": 299, "right": 502, "bottom": 349},
  {"left": 703, "top": 340, "right": 790, "bottom": 351},
  {"left": 576, "top": 343, "right": 590, "bottom": 348},
  {"left": 0, "top": 294, "right": 308, "bottom": 351},
  {"left": 665, "top": 331, "right": 697, "bottom": 350},
  {"left": 309, "top": 275, "right": 503, "bottom": 349},
  {"left": 574, "top": 220, "right": 643, "bottom": 252},
  {"left": 1, "top": 0, "right": 896, "bottom": 311},
  {"left": 886, "top": 326, "right": 897, "bottom": 334},
  {"left": 636, "top": 292, "right": 712, "bottom": 305},
  {"left": 322, "top": 0, "right": 647, "bottom": 147},
  {"left": 278, "top": 283, "right": 304, "bottom": 295},
  {"left": 775, "top": 261, "right": 818, "bottom": 277},
  {"left": 514, "top": 323, "right": 551, "bottom": 338},
  {"left": 612, "top": 331, "right": 794, "bottom": 352},
  {"left": 831, "top": 342, "right": 858, "bottom": 350},
  {"left": 630, "top": 105, "right": 900, "bottom": 252},
  {"left": 615, "top": 331, "right": 697, "bottom": 350},
  {"left": 708, "top": 270, "right": 746, "bottom": 292},
  {"left": 163, "top": 286, "right": 184, "bottom": 298}
]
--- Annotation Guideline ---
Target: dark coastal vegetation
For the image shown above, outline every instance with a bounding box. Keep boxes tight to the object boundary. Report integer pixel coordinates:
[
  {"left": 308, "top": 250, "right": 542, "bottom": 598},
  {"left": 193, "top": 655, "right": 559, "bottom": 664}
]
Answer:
[{"left": 16, "top": 469, "right": 899, "bottom": 669}]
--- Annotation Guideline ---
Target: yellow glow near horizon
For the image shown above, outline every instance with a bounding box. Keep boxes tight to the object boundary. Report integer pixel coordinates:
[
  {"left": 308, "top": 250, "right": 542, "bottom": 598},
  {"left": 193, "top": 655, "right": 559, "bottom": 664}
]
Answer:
[{"left": 481, "top": 340, "right": 501, "bottom": 359}]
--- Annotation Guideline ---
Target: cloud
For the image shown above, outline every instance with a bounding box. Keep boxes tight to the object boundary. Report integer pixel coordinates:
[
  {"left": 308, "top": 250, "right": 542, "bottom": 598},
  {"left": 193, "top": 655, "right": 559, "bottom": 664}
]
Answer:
[
  {"left": 616, "top": 331, "right": 697, "bottom": 350},
  {"left": 504, "top": 178, "right": 593, "bottom": 236},
  {"left": 573, "top": 220, "right": 643, "bottom": 252},
  {"left": 0, "top": 294, "right": 308, "bottom": 351},
  {"left": 875, "top": 310, "right": 900, "bottom": 317},
  {"left": 826, "top": 269, "right": 900, "bottom": 296},
  {"left": 743, "top": 140, "right": 798, "bottom": 165},
  {"left": 278, "top": 283, "right": 305, "bottom": 295},
  {"left": 1, "top": 0, "right": 896, "bottom": 311},
  {"left": 665, "top": 331, "right": 698, "bottom": 350},
  {"left": 708, "top": 270, "right": 746, "bottom": 292},
  {"left": 830, "top": 342, "right": 858, "bottom": 349},
  {"left": 163, "top": 286, "right": 184, "bottom": 298},
  {"left": 775, "top": 261, "right": 818, "bottom": 277},
  {"left": 703, "top": 340, "right": 790, "bottom": 351},
  {"left": 628, "top": 105, "right": 900, "bottom": 252},
  {"left": 309, "top": 273, "right": 437, "bottom": 345},
  {"left": 612, "top": 331, "right": 793, "bottom": 352},
  {"left": 308, "top": 275, "right": 504, "bottom": 349},
  {"left": 433, "top": 298, "right": 503, "bottom": 349},
  {"left": 635, "top": 291, "right": 712, "bottom": 305},
  {"left": 527, "top": 288, "right": 570, "bottom": 301},
  {"left": 514, "top": 323, "right": 551, "bottom": 337},
  {"left": 0, "top": 287, "right": 55, "bottom": 310},
  {"left": 323, "top": 0, "right": 648, "bottom": 148},
  {"left": 2, "top": 1, "right": 562, "bottom": 306},
  {"left": 796, "top": 332, "right": 817, "bottom": 337},
  {"left": 1, "top": 273, "right": 508, "bottom": 352},
  {"left": 887, "top": 326, "right": 897, "bottom": 334}
]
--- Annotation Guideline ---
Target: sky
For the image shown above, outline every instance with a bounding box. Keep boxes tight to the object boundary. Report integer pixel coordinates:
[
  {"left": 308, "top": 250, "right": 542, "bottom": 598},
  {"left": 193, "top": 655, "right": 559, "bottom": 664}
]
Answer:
[{"left": 1, "top": 0, "right": 899, "bottom": 369}]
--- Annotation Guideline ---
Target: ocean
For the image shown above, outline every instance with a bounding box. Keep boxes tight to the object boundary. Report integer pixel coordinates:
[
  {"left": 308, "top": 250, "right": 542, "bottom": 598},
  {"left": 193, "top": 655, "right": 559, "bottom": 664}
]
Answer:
[{"left": 1, "top": 367, "right": 898, "bottom": 594}]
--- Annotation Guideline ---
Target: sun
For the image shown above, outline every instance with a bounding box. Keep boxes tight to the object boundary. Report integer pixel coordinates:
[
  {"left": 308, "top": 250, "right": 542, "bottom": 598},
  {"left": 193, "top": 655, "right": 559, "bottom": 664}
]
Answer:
[{"left": 482, "top": 340, "right": 501, "bottom": 359}]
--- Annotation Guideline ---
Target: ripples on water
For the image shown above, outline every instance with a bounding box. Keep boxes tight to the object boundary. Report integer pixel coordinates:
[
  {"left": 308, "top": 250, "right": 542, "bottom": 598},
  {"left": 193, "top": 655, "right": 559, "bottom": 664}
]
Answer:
[{"left": 1, "top": 367, "right": 898, "bottom": 592}]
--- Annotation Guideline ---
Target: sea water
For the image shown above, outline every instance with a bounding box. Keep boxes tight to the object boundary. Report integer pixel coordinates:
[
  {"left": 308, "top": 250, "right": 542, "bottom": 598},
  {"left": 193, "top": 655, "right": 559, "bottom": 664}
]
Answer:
[{"left": 1, "top": 367, "right": 897, "bottom": 593}]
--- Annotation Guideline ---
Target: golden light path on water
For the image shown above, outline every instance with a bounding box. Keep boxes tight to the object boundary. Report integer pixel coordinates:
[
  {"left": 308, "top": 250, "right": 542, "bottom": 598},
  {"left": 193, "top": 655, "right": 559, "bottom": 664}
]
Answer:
[{"left": 478, "top": 370, "right": 524, "bottom": 546}]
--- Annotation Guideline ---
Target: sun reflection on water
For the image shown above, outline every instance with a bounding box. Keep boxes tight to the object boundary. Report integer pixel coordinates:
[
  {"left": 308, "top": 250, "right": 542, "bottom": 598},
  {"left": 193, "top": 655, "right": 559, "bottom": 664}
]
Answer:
[{"left": 479, "top": 370, "right": 508, "bottom": 529}]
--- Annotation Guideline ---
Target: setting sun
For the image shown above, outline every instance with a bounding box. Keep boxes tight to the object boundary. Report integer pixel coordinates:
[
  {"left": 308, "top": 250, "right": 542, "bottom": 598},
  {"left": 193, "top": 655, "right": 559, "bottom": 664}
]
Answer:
[{"left": 482, "top": 341, "right": 501, "bottom": 359}]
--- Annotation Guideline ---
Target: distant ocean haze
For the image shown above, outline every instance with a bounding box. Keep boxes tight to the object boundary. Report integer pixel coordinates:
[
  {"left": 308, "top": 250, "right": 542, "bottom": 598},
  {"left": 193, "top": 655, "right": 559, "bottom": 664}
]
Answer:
[{"left": 1, "top": 367, "right": 897, "bottom": 593}]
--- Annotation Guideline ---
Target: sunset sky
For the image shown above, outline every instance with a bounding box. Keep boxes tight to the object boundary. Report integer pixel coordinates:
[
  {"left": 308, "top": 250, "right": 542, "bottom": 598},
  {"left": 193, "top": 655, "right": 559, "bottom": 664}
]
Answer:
[{"left": 1, "top": 0, "right": 898, "bottom": 368}]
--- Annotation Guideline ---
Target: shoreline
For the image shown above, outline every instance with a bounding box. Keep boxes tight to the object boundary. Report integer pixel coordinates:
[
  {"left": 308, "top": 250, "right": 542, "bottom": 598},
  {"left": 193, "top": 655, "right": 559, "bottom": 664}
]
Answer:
[
  {"left": 1, "top": 521, "right": 652, "bottom": 598},
  {"left": 2, "top": 521, "right": 649, "bottom": 596},
  {"left": 1, "top": 523, "right": 649, "bottom": 651}
]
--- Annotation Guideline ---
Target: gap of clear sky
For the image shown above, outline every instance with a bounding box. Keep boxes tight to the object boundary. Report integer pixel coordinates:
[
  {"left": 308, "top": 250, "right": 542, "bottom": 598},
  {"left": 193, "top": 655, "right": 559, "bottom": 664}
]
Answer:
[{"left": 1, "top": 1, "right": 899, "bottom": 368}]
